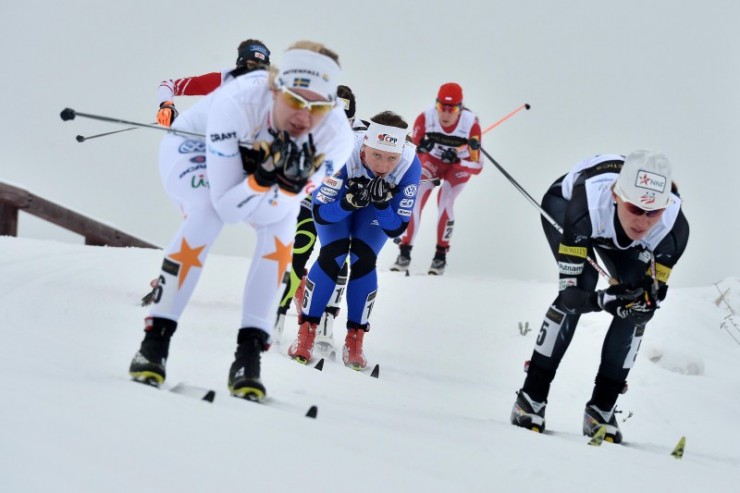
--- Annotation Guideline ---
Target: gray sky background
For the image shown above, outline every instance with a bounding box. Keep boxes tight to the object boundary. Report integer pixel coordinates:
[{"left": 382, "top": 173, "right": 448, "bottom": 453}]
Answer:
[{"left": 2, "top": 0, "right": 738, "bottom": 288}]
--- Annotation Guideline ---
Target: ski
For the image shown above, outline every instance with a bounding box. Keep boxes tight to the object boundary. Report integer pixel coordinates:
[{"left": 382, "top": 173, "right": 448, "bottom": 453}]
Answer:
[
  {"left": 288, "top": 352, "right": 379, "bottom": 378},
  {"left": 133, "top": 377, "right": 319, "bottom": 418},
  {"left": 340, "top": 362, "right": 380, "bottom": 378},
  {"left": 287, "top": 354, "right": 326, "bottom": 371},
  {"left": 587, "top": 425, "right": 607, "bottom": 446},
  {"left": 586, "top": 425, "right": 686, "bottom": 458},
  {"left": 132, "top": 378, "right": 216, "bottom": 403},
  {"left": 230, "top": 392, "right": 319, "bottom": 419},
  {"left": 671, "top": 436, "right": 686, "bottom": 459},
  {"left": 170, "top": 382, "right": 216, "bottom": 402}
]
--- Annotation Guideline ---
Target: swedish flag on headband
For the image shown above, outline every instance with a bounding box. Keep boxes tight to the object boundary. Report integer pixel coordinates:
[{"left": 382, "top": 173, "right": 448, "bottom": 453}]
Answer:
[{"left": 293, "top": 77, "right": 311, "bottom": 88}]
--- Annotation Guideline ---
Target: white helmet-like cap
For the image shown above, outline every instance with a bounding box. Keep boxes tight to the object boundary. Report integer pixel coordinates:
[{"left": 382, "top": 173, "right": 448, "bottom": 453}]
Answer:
[{"left": 614, "top": 150, "right": 673, "bottom": 210}]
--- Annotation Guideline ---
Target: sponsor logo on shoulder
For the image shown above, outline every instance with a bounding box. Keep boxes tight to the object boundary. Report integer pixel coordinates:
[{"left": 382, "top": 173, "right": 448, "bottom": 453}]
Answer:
[
  {"left": 558, "top": 244, "right": 588, "bottom": 258},
  {"left": 559, "top": 278, "right": 578, "bottom": 291},
  {"left": 322, "top": 175, "right": 343, "bottom": 189},
  {"left": 558, "top": 262, "right": 583, "bottom": 276},
  {"left": 179, "top": 163, "right": 207, "bottom": 179},
  {"left": 397, "top": 209, "right": 411, "bottom": 217},
  {"left": 178, "top": 139, "right": 206, "bottom": 154},
  {"left": 403, "top": 184, "right": 417, "bottom": 197},
  {"left": 399, "top": 198, "right": 414, "bottom": 208},
  {"left": 209, "top": 131, "right": 237, "bottom": 142}
]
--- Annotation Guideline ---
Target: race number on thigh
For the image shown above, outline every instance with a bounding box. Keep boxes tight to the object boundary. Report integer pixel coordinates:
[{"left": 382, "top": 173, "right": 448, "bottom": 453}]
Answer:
[{"left": 533, "top": 305, "right": 566, "bottom": 358}]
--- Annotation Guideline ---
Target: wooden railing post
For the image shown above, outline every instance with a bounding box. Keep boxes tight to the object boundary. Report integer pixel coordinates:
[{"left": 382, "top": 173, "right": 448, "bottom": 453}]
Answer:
[{"left": 0, "top": 203, "right": 19, "bottom": 236}]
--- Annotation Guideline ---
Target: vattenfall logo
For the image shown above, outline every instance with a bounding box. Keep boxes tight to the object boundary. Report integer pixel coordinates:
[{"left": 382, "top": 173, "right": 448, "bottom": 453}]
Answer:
[{"left": 377, "top": 133, "right": 397, "bottom": 145}]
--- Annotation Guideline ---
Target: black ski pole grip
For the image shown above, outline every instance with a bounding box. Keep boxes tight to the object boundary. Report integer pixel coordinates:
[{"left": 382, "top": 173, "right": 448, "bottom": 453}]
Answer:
[{"left": 60, "top": 108, "right": 76, "bottom": 121}]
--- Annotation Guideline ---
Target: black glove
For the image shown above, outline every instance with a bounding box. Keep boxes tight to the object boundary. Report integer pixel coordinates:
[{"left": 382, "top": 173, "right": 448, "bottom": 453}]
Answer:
[
  {"left": 277, "top": 133, "right": 325, "bottom": 194},
  {"left": 341, "top": 178, "right": 371, "bottom": 210},
  {"left": 368, "top": 177, "right": 395, "bottom": 209},
  {"left": 468, "top": 137, "right": 481, "bottom": 150},
  {"left": 268, "top": 129, "right": 299, "bottom": 171},
  {"left": 440, "top": 147, "right": 460, "bottom": 164},
  {"left": 639, "top": 275, "right": 668, "bottom": 306},
  {"left": 417, "top": 136, "right": 435, "bottom": 154},
  {"left": 250, "top": 139, "right": 280, "bottom": 188},
  {"left": 240, "top": 144, "right": 268, "bottom": 174},
  {"left": 245, "top": 130, "right": 324, "bottom": 193},
  {"left": 250, "top": 129, "right": 301, "bottom": 190},
  {"left": 623, "top": 296, "right": 658, "bottom": 326},
  {"left": 596, "top": 284, "right": 645, "bottom": 319}
]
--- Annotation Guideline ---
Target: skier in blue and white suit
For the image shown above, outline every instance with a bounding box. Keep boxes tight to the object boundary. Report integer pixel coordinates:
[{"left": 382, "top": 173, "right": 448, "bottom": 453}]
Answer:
[{"left": 287, "top": 111, "right": 422, "bottom": 369}]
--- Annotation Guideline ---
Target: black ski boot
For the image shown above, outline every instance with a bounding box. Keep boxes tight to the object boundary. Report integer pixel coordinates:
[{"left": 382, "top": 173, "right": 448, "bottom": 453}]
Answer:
[
  {"left": 428, "top": 245, "right": 448, "bottom": 275},
  {"left": 583, "top": 374, "right": 626, "bottom": 443},
  {"left": 510, "top": 390, "right": 547, "bottom": 432},
  {"left": 228, "top": 328, "right": 269, "bottom": 402},
  {"left": 391, "top": 244, "right": 412, "bottom": 272},
  {"left": 583, "top": 404, "right": 623, "bottom": 444},
  {"left": 511, "top": 362, "right": 555, "bottom": 432},
  {"left": 129, "top": 317, "right": 177, "bottom": 387}
]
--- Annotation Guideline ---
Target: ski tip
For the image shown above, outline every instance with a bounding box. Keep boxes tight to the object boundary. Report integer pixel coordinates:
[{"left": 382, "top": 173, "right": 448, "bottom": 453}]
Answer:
[
  {"left": 314, "top": 358, "right": 325, "bottom": 371},
  {"left": 202, "top": 390, "right": 216, "bottom": 403},
  {"left": 671, "top": 436, "right": 686, "bottom": 459},
  {"left": 306, "top": 405, "right": 318, "bottom": 419},
  {"left": 587, "top": 425, "right": 607, "bottom": 446},
  {"left": 370, "top": 364, "right": 380, "bottom": 378}
]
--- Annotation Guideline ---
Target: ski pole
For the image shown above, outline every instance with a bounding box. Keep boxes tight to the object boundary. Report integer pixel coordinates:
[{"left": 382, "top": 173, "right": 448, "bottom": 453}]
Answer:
[
  {"left": 75, "top": 124, "right": 155, "bottom": 143},
  {"left": 479, "top": 145, "right": 617, "bottom": 284},
  {"left": 60, "top": 108, "right": 204, "bottom": 139},
  {"left": 457, "top": 103, "right": 531, "bottom": 151},
  {"left": 480, "top": 103, "right": 531, "bottom": 136}
]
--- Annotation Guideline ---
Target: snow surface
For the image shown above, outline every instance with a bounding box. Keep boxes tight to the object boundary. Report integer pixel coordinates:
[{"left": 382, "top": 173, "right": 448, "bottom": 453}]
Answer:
[{"left": 1, "top": 236, "right": 739, "bottom": 492}]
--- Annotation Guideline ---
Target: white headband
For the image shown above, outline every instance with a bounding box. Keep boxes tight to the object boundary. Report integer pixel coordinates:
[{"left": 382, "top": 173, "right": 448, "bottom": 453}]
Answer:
[
  {"left": 277, "top": 49, "right": 341, "bottom": 102},
  {"left": 363, "top": 122, "right": 407, "bottom": 153}
]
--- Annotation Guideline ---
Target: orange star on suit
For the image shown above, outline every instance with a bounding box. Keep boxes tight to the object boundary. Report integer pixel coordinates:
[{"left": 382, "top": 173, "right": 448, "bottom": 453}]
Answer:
[
  {"left": 168, "top": 238, "right": 206, "bottom": 288},
  {"left": 263, "top": 236, "right": 293, "bottom": 286}
]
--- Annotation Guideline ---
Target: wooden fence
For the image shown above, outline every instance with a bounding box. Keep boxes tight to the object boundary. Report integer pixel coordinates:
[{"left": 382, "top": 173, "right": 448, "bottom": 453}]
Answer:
[{"left": 0, "top": 181, "right": 159, "bottom": 249}]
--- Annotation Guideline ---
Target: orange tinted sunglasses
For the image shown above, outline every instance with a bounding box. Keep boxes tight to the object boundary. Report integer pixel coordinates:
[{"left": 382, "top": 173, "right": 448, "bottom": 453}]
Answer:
[
  {"left": 280, "top": 87, "right": 335, "bottom": 116},
  {"left": 435, "top": 100, "right": 462, "bottom": 113}
]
